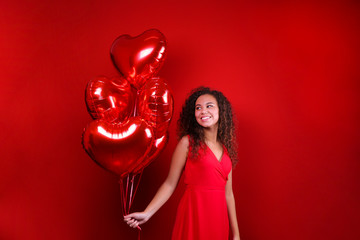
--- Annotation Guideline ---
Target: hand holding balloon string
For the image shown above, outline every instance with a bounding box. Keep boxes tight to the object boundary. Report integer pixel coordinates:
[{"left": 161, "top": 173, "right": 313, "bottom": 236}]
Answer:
[{"left": 124, "top": 211, "right": 151, "bottom": 230}]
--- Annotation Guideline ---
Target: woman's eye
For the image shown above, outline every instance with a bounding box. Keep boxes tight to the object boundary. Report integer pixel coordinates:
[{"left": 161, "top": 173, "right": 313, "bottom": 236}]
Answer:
[
  {"left": 207, "top": 105, "right": 213, "bottom": 108},
  {"left": 196, "top": 107, "right": 201, "bottom": 110}
]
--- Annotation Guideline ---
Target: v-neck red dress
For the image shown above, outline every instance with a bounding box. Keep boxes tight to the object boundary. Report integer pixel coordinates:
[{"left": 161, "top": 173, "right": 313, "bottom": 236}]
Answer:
[{"left": 171, "top": 140, "right": 232, "bottom": 240}]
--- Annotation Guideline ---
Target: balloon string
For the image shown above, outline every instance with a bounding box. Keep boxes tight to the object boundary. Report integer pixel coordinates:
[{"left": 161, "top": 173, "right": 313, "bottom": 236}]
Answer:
[
  {"left": 120, "top": 176, "right": 131, "bottom": 215},
  {"left": 120, "top": 179, "right": 123, "bottom": 215},
  {"left": 119, "top": 171, "right": 144, "bottom": 236},
  {"left": 128, "top": 174, "right": 135, "bottom": 213},
  {"left": 130, "top": 170, "right": 143, "bottom": 210},
  {"left": 119, "top": 178, "right": 126, "bottom": 216},
  {"left": 138, "top": 228, "right": 141, "bottom": 240},
  {"left": 125, "top": 174, "right": 130, "bottom": 214}
]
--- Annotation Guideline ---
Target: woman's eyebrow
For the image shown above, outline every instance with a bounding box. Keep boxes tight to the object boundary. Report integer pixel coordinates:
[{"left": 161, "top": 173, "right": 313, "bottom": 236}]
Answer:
[{"left": 195, "top": 102, "right": 215, "bottom": 106}]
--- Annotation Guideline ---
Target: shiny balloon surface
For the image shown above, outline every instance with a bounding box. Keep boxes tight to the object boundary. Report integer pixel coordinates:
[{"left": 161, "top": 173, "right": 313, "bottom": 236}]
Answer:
[
  {"left": 82, "top": 117, "right": 154, "bottom": 177},
  {"left": 110, "top": 29, "right": 167, "bottom": 89},
  {"left": 137, "top": 77, "right": 174, "bottom": 138},
  {"left": 85, "top": 76, "right": 135, "bottom": 123},
  {"left": 132, "top": 133, "right": 168, "bottom": 173}
]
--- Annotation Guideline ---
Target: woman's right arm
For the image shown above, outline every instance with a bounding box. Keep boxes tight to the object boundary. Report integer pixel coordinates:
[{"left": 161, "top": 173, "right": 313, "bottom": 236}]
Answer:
[{"left": 124, "top": 136, "right": 189, "bottom": 228}]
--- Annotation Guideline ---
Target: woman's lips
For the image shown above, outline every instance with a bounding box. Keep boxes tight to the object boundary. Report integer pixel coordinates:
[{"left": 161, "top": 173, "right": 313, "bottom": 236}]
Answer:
[{"left": 201, "top": 116, "right": 211, "bottom": 120}]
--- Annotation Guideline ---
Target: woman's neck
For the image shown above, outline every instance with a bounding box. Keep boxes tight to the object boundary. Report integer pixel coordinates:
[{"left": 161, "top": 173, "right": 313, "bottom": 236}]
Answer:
[{"left": 203, "top": 126, "right": 218, "bottom": 144}]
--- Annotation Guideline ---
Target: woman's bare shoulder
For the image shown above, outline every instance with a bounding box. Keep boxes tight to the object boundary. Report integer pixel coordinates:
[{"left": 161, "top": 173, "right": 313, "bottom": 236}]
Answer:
[{"left": 177, "top": 135, "right": 190, "bottom": 148}]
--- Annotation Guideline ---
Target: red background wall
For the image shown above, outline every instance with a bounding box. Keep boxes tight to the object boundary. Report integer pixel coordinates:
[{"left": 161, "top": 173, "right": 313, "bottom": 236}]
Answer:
[{"left": 1, "top": 0, "right": 359, "bottom": 239}]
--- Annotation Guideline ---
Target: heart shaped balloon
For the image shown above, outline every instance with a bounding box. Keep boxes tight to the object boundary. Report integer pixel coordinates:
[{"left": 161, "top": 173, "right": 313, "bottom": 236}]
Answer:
[
  {"left": 132, "top": 132, "right": 168, "bottom": 174},
  {"left": 85, "top": 76, "right": 135, "bottom": 123},
  {"left": 137, "top": 77, "right": 174, "bottom": 138},
  {"left": 82, "top": 117, "right": 154, "bottom": 177},
  {"left": 110, "top": 29, "right": 167, "bottom": 89}
]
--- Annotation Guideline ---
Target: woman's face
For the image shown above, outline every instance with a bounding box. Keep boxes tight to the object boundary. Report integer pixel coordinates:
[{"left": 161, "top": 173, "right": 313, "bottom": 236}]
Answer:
[{"left": 195, "top": 94, "right": 219, "bottom": 129}]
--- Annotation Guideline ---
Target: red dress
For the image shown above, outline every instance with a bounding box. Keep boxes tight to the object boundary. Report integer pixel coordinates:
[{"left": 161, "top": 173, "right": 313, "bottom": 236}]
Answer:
[{"left": 171, "top": 140, "right": 232, "bottom": 240}]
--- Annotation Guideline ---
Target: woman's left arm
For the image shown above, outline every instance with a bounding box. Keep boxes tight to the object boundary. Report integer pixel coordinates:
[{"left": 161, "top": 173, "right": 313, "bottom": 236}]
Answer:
[{"left": 225, "top": 169, "right": 241, "bottom": 240}]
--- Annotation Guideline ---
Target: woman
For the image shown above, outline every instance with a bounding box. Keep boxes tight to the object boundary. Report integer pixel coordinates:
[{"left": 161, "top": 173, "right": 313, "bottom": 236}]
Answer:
[{"left": 125, "top": 87, "right": 241, "bottom": 240}]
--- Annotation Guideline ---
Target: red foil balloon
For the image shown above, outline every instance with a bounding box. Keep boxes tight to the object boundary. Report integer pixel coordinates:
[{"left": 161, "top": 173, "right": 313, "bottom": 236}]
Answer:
[
  {"left": 137, "top": 77, "right": 174, "bottom": 138},
  {"left": 110, "top": 29, "right": 167, "bottom": 89},
  {"left": 133, "top": 133, "right": 168, "bottom": 174},
  {"left": 82, "top": 117, "right": 154, "bottom": 177},
  {"left": 85, "top": 76, "right": 135, "bottom": 123}
]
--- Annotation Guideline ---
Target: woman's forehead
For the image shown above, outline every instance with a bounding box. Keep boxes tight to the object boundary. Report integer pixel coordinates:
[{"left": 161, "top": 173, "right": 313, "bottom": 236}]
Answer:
[{"left": 195, "top": 94, "right": 217, "bottom": 105}]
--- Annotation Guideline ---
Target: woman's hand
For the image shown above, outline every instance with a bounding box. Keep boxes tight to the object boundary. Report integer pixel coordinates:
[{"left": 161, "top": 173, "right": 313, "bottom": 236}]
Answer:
[{"left": 124, "top": 212, "right": 150, "bottom": 229}]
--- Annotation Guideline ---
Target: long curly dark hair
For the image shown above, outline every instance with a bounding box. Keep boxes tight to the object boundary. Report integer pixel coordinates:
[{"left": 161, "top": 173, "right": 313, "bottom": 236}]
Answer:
[{"left": 177, "top": 87, "right": 238, "bottom": 166}]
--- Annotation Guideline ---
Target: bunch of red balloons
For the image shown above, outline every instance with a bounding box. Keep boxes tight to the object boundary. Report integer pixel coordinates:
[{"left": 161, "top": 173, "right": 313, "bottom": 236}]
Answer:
[{"left": 82, "top": 29, "right": 173, "bottom": 215}]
